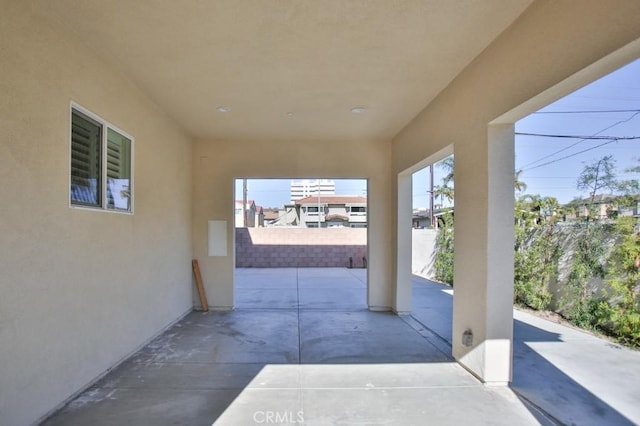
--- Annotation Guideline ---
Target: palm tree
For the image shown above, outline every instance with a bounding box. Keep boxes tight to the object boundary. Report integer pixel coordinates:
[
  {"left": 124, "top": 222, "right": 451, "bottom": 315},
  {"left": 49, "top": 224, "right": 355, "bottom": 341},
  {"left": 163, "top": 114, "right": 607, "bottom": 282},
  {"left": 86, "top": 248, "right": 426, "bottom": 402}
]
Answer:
[
  {"left": 438, "top": 156, "right": 454, "bottom": 187},
  {"left": 514, "top": 169, "right": 527, "bottom": 193},
  {"left": 434, "top": 184, "right": 454, "bottom": 205},
  {"left": 434, "top": 157, "right": 526, "bottom": 205}
]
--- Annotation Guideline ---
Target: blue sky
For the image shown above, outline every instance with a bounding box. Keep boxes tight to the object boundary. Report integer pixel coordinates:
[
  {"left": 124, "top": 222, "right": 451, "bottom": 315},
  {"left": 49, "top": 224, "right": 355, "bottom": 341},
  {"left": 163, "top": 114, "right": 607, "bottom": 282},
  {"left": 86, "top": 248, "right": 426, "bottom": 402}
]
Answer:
[
  {"left": 237, "top": 58, "right": 639, "bottom": 209},
  {"left": 413, "top": 57, "right": 640, "bottom": 207},
  {"left": 514, "top": 58, "right": 640, "bottom": 204}
]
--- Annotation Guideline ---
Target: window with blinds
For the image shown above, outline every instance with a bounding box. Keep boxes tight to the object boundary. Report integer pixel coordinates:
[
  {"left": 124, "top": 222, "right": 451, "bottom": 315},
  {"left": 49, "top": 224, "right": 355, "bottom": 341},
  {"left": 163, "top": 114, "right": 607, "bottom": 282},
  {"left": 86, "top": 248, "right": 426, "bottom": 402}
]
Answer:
[
  {"left": 70, "top": 110, "right": 102, "bottom": 207},
  {"left": 70, "top": 105, "right": 133, "bottom": 213},
  {"left": 106, "top": 128, "right": 132, "bottom": 211}
]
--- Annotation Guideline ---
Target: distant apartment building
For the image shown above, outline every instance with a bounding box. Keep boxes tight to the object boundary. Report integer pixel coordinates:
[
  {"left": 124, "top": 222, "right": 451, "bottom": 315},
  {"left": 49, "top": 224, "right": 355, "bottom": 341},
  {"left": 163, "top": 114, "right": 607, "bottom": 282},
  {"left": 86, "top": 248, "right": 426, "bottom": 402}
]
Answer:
[
  {"left": 296, "top": 195, "right": 367, "bottom": 228},
  {"left": 290, "top": 179, "right": 335, "bottom": 203}
]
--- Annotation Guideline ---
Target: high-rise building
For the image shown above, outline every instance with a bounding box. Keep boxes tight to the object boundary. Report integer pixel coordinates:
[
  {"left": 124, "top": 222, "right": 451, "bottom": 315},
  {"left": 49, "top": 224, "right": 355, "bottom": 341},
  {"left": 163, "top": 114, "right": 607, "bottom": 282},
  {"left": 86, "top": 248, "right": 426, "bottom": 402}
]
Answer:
[{"left": 290, "top": 179, "right": 335, "bottom": 203}]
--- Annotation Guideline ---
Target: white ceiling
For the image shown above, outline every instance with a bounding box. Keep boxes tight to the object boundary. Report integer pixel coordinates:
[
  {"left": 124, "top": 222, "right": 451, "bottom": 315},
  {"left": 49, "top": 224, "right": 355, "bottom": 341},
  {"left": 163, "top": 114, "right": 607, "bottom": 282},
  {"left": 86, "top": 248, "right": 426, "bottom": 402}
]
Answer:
[{"left": 37, "top": 0, "right": 532, "bottom": 142}]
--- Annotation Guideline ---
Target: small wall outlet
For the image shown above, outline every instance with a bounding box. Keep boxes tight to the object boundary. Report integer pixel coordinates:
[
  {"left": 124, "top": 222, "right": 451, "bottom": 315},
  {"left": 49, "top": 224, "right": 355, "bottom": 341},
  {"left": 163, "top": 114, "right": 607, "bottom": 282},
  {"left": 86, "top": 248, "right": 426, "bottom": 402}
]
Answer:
[{"left": 462, "top": 329, "right": 473, "bottom": 347}]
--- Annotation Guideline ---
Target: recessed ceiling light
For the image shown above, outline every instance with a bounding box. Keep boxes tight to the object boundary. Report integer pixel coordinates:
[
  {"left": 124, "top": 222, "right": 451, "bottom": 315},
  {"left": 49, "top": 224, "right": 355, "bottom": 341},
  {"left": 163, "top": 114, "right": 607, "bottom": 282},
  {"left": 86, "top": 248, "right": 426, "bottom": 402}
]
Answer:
[
  {"left": 216, "top": 106, "right": 230, "bottom": 113},
  {"left": 286, "top": 112, "right": 294, "bottom": 117},
  {"left": 350, "top": 106, "right": 366, "bottom": 114}
]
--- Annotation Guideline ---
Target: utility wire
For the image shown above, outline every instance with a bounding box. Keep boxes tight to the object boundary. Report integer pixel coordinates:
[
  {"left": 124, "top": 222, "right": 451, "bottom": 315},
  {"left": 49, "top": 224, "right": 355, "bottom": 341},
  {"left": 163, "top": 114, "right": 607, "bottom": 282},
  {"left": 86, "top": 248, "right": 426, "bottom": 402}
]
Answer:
[
  {"left": 516, "top": 133, "right": 640, "bottom": 140},
  {"left": 533, "top": 109, "right": 640, "bottom": 114},
  {"left": 518, "top": 111, "right": 640, "bottom": 169},
  {"left": 521, "top": 137, "right": 634, "bottom": 171}
]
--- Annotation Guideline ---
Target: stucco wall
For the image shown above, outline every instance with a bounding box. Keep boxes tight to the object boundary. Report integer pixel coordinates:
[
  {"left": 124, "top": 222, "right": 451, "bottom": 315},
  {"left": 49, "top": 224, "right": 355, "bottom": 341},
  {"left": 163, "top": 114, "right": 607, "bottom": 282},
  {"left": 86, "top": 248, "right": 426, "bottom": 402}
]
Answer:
[
  {"left": 192, "top": 139, "right": 392, "bottom": 311},
  {"left": 236, "top": 228, "right": 367, "bottom": 268},
  {"left": 0, "top": 3, "right": 193, "bottom": 425},
  {"left": 412, "top": 229, "right": 437, "bottom": 280},
  {"left": 392, "top": 0, "right": 640, "bottom": 382}
]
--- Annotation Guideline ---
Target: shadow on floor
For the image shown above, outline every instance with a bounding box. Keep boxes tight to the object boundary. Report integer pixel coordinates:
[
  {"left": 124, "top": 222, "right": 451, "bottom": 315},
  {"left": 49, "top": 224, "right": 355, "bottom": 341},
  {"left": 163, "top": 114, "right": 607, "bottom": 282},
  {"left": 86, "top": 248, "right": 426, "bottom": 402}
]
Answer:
[
  {"left": 44, "top": 268, "right": 452, "bottom": 425},
  {"left": 410, "top": 274, "right": 637, "bottom": 425},
  {"left": 43, "top": 270, "right": 636, "bottom": 425}
]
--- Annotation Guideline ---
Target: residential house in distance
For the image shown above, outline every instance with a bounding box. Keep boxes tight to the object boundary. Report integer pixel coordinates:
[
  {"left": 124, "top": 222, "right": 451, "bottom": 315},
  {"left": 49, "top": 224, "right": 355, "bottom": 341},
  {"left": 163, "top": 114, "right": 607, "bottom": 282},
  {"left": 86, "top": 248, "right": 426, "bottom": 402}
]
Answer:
[
  {"left": 620, "top": 199, "right": 640, "bottom": 218},
  {"left": 412, "top": 208, "right": 432, "bottom": 229},
  {"left": 262, "top": 208, "right": 281, "bottom": 226},
  {"left": 296, "top": 195, "right": 367, "bottom": 228},
  {"left": 255, "top": 206, "right": 265, "bottom": 227},
  {"left": 566, "top": 194, "right": 640, "bottom": 220},
  {"left": 234, "top": 199, "right": 257, "bottom": 227}
]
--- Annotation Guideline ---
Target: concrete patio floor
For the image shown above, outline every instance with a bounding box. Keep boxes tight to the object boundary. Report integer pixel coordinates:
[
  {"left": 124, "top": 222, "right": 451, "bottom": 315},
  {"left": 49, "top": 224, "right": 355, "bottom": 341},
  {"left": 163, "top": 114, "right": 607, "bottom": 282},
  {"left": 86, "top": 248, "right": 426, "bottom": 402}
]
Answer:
[
  {"left": 42, "top": 268, "right": 638, "bottom": 425},
  {"left": 411, "top": 275, "right": 640, "bottom": 426}
]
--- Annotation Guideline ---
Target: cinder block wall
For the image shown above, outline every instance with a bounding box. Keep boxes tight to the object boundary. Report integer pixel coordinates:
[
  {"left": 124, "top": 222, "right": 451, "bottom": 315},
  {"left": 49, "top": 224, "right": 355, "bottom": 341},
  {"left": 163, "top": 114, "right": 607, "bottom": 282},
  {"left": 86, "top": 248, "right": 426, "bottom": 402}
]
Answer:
[{"left": 236, "top": 228, "right": 367, "bottom": 268}]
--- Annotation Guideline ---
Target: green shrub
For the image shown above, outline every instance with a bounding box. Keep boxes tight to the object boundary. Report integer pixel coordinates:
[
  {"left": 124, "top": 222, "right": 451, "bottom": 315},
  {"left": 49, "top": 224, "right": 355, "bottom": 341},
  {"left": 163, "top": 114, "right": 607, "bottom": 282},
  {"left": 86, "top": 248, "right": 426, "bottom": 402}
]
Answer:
[
  {"left": 434, "top": 212, "right": 454, "bottom": 285},
  {"left": 611, "top": 311, "right": 640, "bottom": 347},
  {"left": 428, "top": 197, "right": 640, "bottom": 348},
  {"left": 602, "top": 216, "right": 640, "bottom": 347},
  {"left": 563, "top": 223, "right": 607, "bottom": 323},
  {"left": 513, "top": 224, "right": 558, "bottom": 310}
]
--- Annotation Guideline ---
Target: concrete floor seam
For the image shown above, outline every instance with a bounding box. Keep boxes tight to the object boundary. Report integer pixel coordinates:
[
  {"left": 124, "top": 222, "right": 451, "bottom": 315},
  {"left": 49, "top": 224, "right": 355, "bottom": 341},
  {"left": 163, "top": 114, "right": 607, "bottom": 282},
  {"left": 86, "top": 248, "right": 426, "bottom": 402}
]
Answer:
[
  {"left": 510, "top": 390, "right": 564, "bottom": 426},
  {"left": 346, "top": 267, "right": 367, "bottom": 285},
  {"left": 42, "top": 269, "right": 640, "bottom": 425},
  {"left": 399, "top": 315, "right": 453, "bottom": 361},
  {"left": 404, "top": 314, "right": 451, "bottom": 346},
  {"left": 296, "top": 267, "right": 303, "bottom": 365},
  {"left": 305, "top": 384, "right": 483, "bottom": 390},
  {"left": 103, "top": 385, "right": 251, "bottom": 391}
]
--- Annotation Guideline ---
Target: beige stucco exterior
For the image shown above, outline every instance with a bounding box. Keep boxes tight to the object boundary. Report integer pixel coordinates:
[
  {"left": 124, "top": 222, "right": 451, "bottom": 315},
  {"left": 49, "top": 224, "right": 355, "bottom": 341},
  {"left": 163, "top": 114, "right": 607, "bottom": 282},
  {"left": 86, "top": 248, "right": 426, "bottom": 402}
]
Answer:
[
  {"left": 391, "top": 0, "right": 640, "bottom": 383},
  {"left": 192, "top": 139, "right": 393, "bottom": 311},
  {"left": 2, "top": 0, "right": 640, "bottom": 424},
  {"left": 0, "top": 3, "right": 193, "bottom": 425}
]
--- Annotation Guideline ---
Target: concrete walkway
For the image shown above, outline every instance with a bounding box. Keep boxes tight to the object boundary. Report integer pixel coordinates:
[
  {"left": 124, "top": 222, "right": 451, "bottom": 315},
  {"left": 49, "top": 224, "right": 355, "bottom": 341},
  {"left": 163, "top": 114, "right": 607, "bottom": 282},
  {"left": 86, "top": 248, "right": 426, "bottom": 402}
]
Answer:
[
  {"left": 44, "top": 268, "right": 551, "bottom": 426},
  {"left": 411, "top": 275, "right": 640, "bottom": 426}
]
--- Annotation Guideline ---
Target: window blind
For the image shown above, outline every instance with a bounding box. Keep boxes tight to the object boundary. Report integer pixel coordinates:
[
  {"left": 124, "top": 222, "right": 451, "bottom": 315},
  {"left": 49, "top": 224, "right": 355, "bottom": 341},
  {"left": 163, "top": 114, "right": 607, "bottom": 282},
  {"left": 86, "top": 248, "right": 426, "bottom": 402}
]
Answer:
[
  {"left": 106, "top": 128, "right": 131, "bottom": 210},
  {"left": 70, "top": 111, "right": 101, "bottom": 206}
]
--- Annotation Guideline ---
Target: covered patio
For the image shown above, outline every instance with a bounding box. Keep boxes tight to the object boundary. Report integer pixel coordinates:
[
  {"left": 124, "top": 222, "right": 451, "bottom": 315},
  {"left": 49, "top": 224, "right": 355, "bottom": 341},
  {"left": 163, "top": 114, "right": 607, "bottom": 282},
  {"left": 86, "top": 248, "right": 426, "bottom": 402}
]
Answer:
[
  {"left": 44, "top": 268, "right": 550, "bottom": 425},
  {"left": 44, "top": 268, "right": 640, "bottom": 424},
  {"left": 3, "top": 1, "right": 640, "bottom": 424}
]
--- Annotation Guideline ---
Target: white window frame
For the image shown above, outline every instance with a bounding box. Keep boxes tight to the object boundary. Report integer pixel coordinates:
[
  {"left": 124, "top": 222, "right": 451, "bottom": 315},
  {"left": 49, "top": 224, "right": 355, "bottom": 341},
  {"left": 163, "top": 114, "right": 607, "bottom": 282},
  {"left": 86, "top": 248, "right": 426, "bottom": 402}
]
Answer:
[{"left": 69, "top": 102, "right": 135, "bottom": 214}]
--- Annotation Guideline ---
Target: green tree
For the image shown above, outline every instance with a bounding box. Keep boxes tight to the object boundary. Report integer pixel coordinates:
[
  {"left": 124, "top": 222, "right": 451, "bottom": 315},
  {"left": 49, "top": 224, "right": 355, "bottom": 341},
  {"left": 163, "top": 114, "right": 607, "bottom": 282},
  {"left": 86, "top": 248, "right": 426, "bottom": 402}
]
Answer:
[
  {"left": 514, "top": 169, "right": 527, "bottom": 193},
  {"left": 624, "top": 157, "right": 640, "bottom": 174},
  {"left": 564, "top": 222, "right": 608, "bottom": 326},
  {"left": 562, "top": 157, "right": 617, "bottom": 324},
  {"left": 432, "top": 156, "right": 534, "bottom": 287},
  {"left": 438, "top": 155, "right": 454, "bottom": 187},
  {"left": 433, "top": 211, "right": 454, "bottom": 285},
  {"left": 433, "top": 184, "right": 454, "bottom": 205},
  {"left": 513, "top": 195, "right": 560, "bottom": 309},
  {"left": 603, "top": 217, "right": 640, "bottom": 346},
  {"left": 434, "top": 156, "right": 455, "bottom": 206},
  {"left": 577, "top": 155, "right": 618, "bottom": 204},
  {"left": 616, "top": 158, "right": 640, "bottom": 200}
]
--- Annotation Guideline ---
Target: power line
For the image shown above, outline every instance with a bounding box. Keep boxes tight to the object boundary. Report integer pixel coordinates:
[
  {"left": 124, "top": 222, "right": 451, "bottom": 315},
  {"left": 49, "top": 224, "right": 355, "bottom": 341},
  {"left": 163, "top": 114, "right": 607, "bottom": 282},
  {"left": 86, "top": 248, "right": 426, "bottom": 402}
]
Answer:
[
  {"left": 524, "top": 172, "right": 639, "bottom": 179},
  {"left": 522, "top": 138, "right": 622, "bottom": 171},
  {"left": 516, "top": 133, "right": 640, "bottom": 140},
  {"left": 572, "top": 94, "right": 640, "bottom": 102},
  {"left": 533, "top": 109, "right": 640, "bottom": 114},
  {"left": 518, "top": 111, "right": 640, "bottom": 169}
]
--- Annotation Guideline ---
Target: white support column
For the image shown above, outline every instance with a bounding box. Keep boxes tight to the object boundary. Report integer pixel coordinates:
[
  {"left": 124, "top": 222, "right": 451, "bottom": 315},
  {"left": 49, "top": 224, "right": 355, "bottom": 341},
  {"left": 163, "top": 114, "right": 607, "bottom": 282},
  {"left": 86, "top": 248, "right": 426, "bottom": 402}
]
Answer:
[
  {"left": 452, "top": 124, "right": 515, "bottom": 384},
  {"left": 395, "top": 173, "right": 413, "bottom": 314}
]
